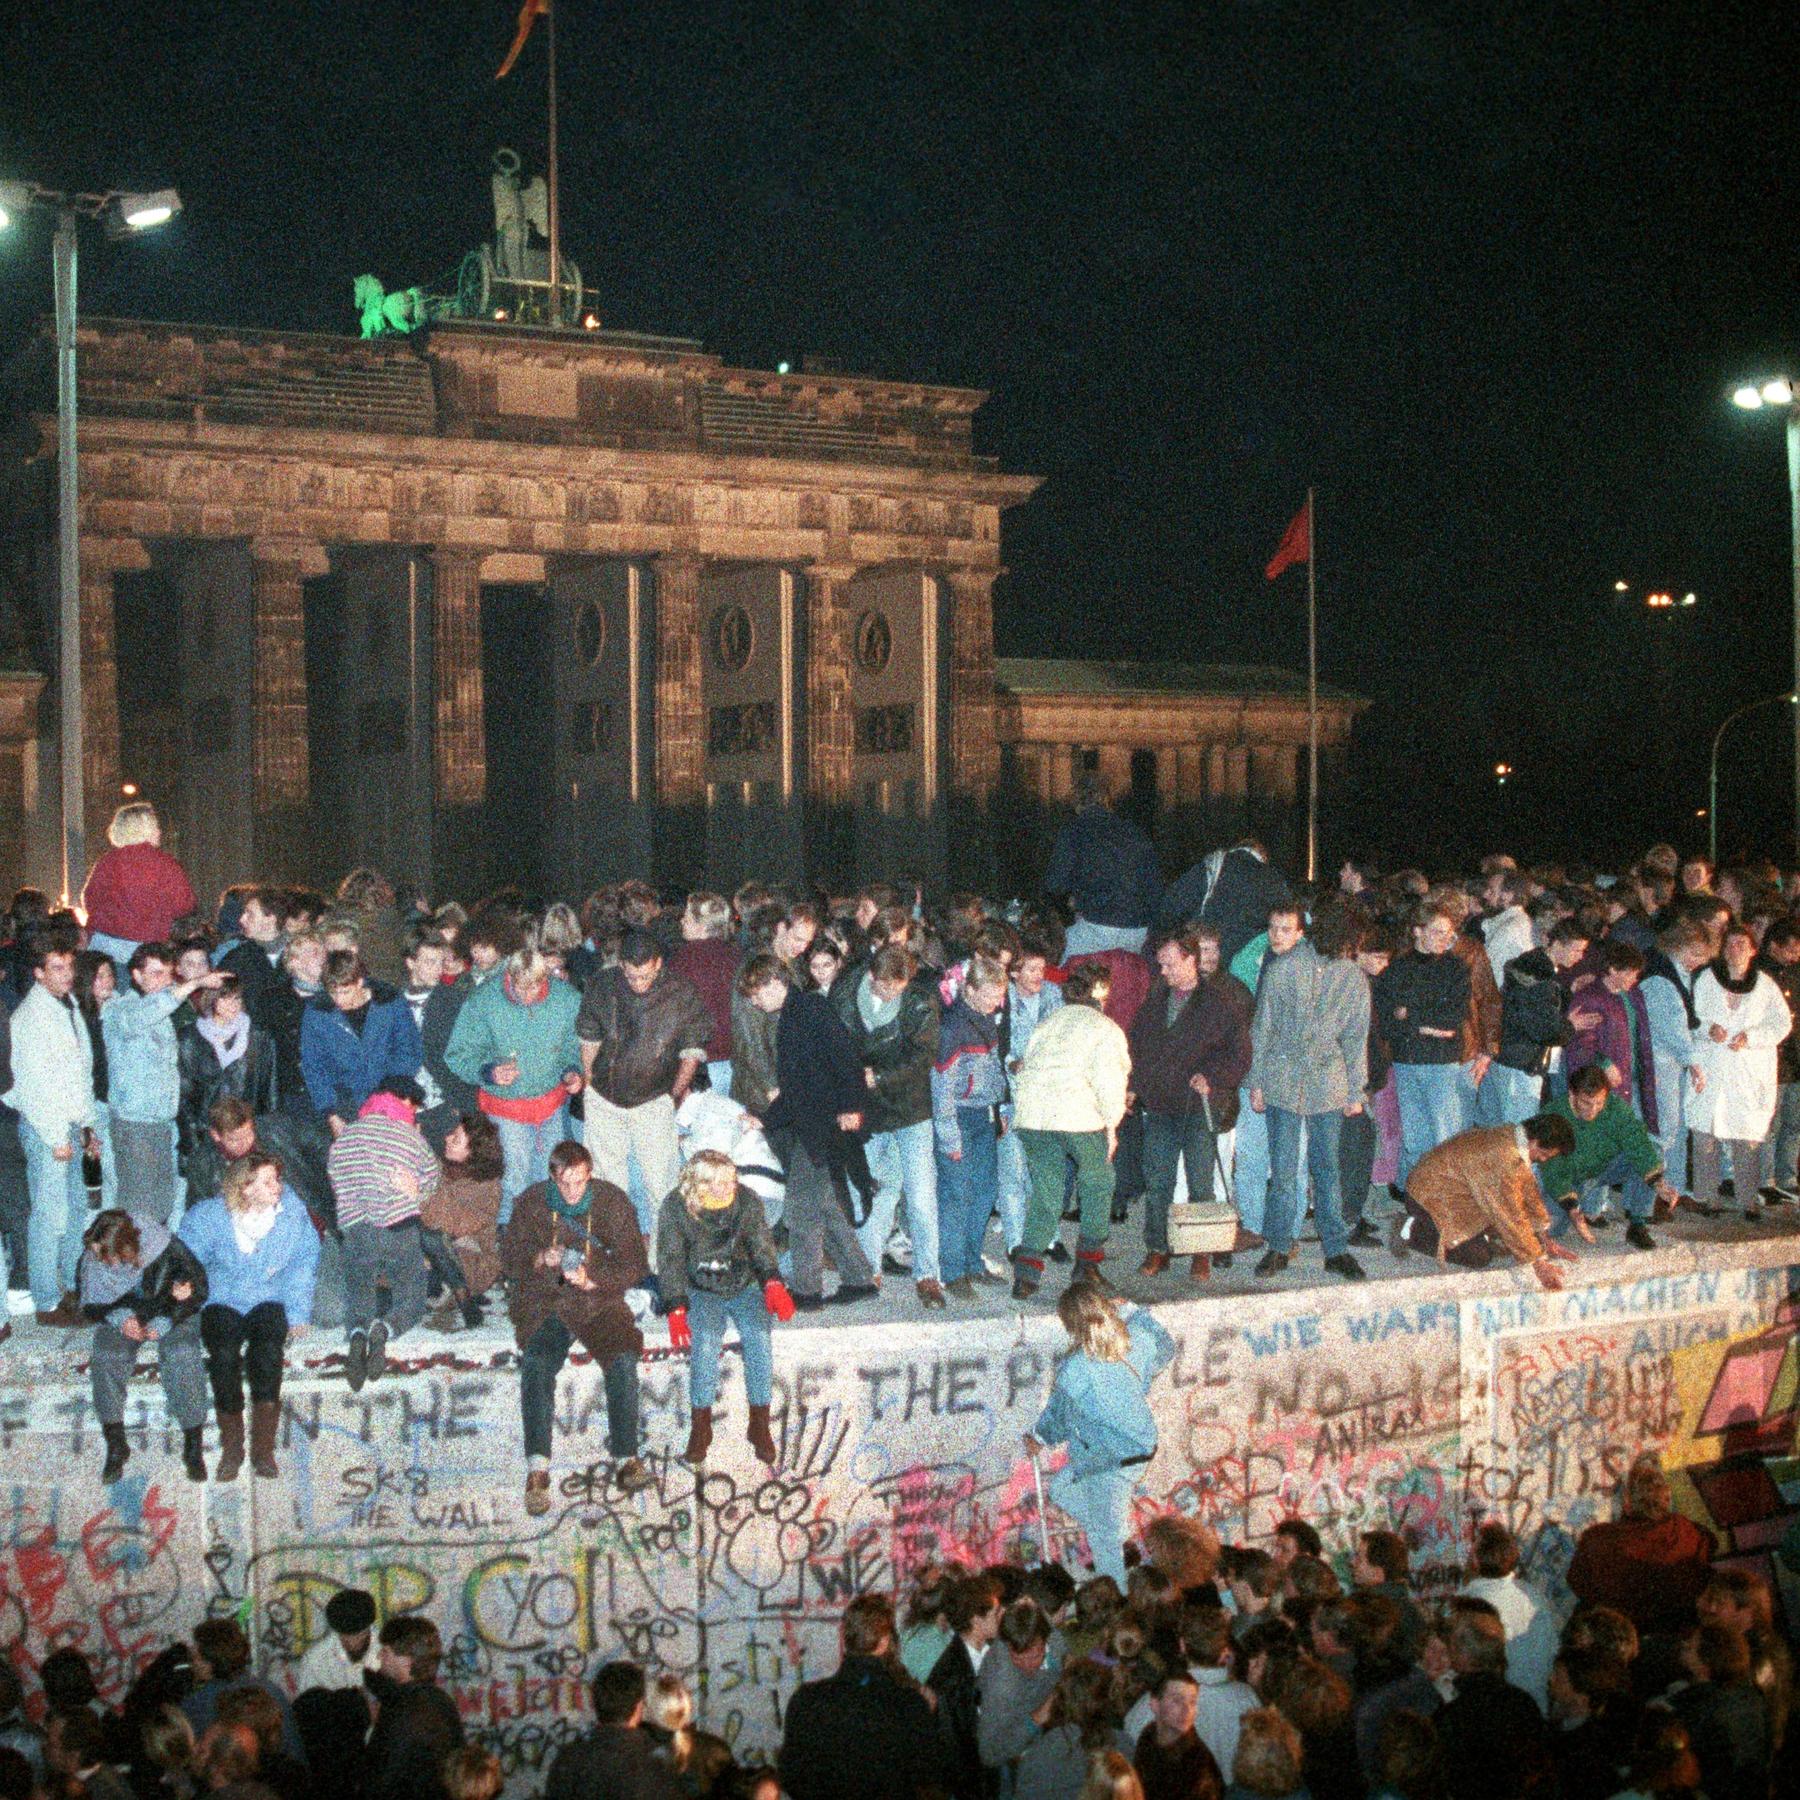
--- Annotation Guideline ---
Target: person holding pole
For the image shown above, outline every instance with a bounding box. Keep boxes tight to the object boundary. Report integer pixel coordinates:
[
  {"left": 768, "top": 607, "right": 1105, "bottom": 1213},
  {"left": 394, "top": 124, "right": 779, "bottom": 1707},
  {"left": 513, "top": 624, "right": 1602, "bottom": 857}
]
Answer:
[{"left": 1023, "top": 1278, "right": 1175, "bottom": 1585}]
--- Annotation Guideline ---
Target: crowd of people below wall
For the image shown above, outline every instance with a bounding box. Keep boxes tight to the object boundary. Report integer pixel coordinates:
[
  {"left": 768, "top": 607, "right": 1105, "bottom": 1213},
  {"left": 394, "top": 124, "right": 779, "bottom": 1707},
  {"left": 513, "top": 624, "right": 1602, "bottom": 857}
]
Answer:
[{"left": 0, "top": 1450, "right": 1791, "bottom": 1800}]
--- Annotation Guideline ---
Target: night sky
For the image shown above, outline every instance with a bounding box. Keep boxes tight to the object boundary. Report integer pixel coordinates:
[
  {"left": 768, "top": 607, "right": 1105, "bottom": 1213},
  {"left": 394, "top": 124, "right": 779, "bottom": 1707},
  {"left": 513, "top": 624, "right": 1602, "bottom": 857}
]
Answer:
[{"left": 5, "top": 0, "right": 1800, "bottom": 869}]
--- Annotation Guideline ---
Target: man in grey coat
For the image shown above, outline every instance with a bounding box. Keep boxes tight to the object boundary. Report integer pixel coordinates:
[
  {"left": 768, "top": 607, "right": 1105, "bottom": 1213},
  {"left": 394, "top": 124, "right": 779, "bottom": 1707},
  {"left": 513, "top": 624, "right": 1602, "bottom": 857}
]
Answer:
[{"left": 1248, "top": 905, "right": 1371, "bottom": 1281}]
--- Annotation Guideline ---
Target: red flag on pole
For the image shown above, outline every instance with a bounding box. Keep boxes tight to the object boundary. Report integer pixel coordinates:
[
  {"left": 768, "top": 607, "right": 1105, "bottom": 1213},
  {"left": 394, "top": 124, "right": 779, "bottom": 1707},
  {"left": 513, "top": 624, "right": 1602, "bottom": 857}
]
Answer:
[
  {"left": 496, "top": 0, "right": 549, "bottom": 79},
  {"left": 1264, "top": 498, "right": 1312, "bottom": 581}
]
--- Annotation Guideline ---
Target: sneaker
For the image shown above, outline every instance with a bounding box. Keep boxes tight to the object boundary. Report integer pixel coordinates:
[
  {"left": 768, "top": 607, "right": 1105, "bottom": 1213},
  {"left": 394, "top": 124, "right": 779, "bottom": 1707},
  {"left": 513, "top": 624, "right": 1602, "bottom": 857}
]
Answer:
[
  {"left": 944, "top": 1276, "right": 980, "bottom": 1301},
  {"left": 1348, "top": 1222, "right": 1381, "bottom": 1249},
  {"left": 1625, "top": 1222, "right": 1656, "bottom": 1251},
  {"left": 366, "top": 1320, "right": 390, "bottom": 1383},
  {"left": 916, "top": 1279, "right": 947, "bottom": 1310},
  {"left": 344, "top": 1330, "right": 369, "bottom": 1393},
  {"left": 881, "top": 1251, "right": 912, "bottom": 1277},
  {"left": 972, "top": 1265, "right": 1010, "bottom": 1287},
  {"left": 1254, "top": 1249, "right": 1291, "bottom": 1278},
  {"left": 1324, "top": 1253, "right": 1368, "bottom": 1282}
]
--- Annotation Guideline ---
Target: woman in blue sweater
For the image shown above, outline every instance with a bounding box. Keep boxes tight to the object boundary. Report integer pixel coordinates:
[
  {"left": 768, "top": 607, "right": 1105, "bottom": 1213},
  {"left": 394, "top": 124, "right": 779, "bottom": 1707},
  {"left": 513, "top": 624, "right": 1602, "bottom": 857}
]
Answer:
[
  {"left": 179, "top": 1150, "right": 320, "bottom": 1481},
  {"left": 1024, "top": 1280, "right": 1175, "bottom": 1585}
]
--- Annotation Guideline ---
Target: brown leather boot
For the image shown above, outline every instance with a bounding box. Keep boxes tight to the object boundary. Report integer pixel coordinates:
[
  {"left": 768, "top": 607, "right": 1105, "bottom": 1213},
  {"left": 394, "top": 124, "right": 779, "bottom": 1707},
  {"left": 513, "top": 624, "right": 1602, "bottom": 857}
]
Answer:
[
  {"left": 1189, "top": 1254, "right": 1212, "bottom": 1282},
  {"left": 215, "top": 1412, "right": 246, "bottom": 1482},
  {"left": 250, "top": 1401, "right": 281, "bottom": 1478},
  {"left": 681, "top": 1407, "right": 713, "bottom": 1465},
  {"left": 746, "top": 1403, "right": 778, "bottom": 1467}
]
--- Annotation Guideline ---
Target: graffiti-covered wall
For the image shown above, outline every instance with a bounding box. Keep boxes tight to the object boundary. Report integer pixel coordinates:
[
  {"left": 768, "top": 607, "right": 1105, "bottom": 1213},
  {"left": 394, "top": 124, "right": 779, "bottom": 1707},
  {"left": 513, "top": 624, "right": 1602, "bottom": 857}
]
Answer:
[{"left": 0, "top": 1244, "right": 1795, "bottom": 1791}]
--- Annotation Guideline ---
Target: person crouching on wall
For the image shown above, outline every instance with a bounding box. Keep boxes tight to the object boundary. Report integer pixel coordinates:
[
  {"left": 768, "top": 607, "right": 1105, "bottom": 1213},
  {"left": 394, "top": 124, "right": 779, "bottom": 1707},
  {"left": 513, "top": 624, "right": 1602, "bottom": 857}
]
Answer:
[
  {"left": 79, "top": 1207, "right": 211, "bottom": 1483},
  {"left": 658, "top": 1147, "right": 795, "bottom": 1469}
]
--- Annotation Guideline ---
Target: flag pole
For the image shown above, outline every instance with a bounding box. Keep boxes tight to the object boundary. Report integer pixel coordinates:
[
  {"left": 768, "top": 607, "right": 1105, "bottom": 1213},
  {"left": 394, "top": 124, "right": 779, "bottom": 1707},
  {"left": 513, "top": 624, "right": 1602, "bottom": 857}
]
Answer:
[
  {"left": 546, "top": 0, "right": 562, "bottom": 327},
  {"left": 1306, "top": 486, "right": 1318, "bottom": 884}
]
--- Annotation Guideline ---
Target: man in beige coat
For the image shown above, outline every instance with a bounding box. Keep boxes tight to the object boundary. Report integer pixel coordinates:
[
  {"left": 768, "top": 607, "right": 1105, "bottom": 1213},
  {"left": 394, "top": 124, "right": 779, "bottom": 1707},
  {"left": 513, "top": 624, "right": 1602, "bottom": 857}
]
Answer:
[{"left": 1394, "top": 1115, "right": 1577, "bottom": 1289}]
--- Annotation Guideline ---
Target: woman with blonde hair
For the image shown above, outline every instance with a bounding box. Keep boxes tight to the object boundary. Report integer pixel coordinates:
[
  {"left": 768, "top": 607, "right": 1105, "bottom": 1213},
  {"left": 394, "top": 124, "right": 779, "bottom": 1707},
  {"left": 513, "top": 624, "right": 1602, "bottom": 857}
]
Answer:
[
  {"left": 81, "top": 801, "right": 198, "bottom": 970},
  {"left": 441, "top": 1744, "right": 504, "bottom": 1800},
  {"left": 140, "top": 1702, "right": 199, "bottom": 1798},
  {"left": 641, "top": 1670, "right": 734, "bottom": 1792},
  {"left": 1023, "top": 1279, "right": 1175, "bottom": 1585},
  {"left": 656, "top": 1148, "right": 794, "bottom": 1468},
  {"left": 1227, "top": 1707, "right": 1309, "bottom": 1798},
  {"left": 178, "top": 1148, "right": 319, "bottom": 1480}
]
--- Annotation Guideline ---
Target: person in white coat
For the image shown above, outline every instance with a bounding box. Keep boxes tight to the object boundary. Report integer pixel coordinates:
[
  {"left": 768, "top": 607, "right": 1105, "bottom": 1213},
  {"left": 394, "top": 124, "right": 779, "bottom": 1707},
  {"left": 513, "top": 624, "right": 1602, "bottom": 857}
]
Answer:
[
  {"left": 1, "top": 938, "right": 99, "bottom": 1324},
  {"left": 1690, "top": 923, "right": 1793, "bottom": 1219},
  {"left": 1459, "top": 1522, "right": 1558, "bottom": 1713}
]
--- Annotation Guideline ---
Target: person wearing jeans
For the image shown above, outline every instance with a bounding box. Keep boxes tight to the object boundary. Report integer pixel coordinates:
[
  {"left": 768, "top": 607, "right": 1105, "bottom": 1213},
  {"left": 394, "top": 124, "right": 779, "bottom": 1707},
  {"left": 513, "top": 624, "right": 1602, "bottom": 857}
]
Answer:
[
  {"left": 1127, "top": 925, "right": 1253, "bottom": 1283},
  {"left": 444, "top": 942, "right": 583, "bottom": 1231},
  {"left": 930, "top": 957, "right": 1011, "bottom": 1299},
  {"left": 1375, "top": 905, "right": 1472, "bottom": 1183},
  {"left": 504, "top": 1139, "right": 650, "bottom": 1515},
  {"left": 1761, "top": 921, "right": 1800, "bottom": 1195},
  {"left": 326, "top": 1079, "right": 441, "bottom": 1389},
  {"left": 1536, "top": 1066, "right": 1679, "bottom": 1252},
  {"left": 658, "top": 1149, "right": 792, "bottom": 1468},
  {"left": 1247, "top": 906, "right": 1371, "bottom": 1282},
  {"left": 835, "top": 945, "right": 946, "bottom": 1307},
  {"left": 3, "top": 938, "right": 99, "bottom": 1324}
]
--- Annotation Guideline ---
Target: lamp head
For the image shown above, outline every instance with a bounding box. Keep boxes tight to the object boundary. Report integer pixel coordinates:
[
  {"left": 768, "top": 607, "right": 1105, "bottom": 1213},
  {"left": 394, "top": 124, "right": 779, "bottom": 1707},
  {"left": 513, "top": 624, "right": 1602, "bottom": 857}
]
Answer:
[
  {"left": 0, "top": 179, "right": 35, "bottom": 231},
  {"left": 105, "top": 188, "right": 181, "bottom": 239}
]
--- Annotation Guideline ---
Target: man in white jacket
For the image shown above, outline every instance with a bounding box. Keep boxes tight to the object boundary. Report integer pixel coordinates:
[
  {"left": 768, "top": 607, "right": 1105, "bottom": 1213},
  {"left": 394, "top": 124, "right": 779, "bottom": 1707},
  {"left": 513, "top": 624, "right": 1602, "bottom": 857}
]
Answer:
[
  {"left": 2, "top": 938, "right": 98, "bottom": 1325},
  {"left": 1459, "top": 1522, "right": 1558, "bottom": 1713}
]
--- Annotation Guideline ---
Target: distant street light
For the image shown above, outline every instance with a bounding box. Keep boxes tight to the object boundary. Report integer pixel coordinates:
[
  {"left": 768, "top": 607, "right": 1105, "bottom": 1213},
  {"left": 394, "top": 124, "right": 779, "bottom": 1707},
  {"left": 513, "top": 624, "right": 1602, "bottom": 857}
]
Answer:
[
  {"left": 1729, "top": 374, "right": 1800, "bottom": 852},
  {"left": 1709, "top": 692, "right": 1798, "bottom": 865},
  {"left": 1494, "top": 761, "right": 1513, "bottom": 786},
  {"left": 0, "top": 179, "right": 181, "bottom": 904}
]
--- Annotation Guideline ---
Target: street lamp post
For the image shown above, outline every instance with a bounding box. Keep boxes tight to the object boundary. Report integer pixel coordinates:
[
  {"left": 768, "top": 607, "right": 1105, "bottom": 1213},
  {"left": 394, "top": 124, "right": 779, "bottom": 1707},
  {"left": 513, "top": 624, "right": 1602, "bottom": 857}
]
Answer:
[
  {"left": 1708, "top": 691, "right": 1797, "bottom": 867},
  {"left": 1729, "top": 377, "right": 1800, "bottom": 858},
  {"left": 0, "top": 180, "right": 181, "bottom": 905}
]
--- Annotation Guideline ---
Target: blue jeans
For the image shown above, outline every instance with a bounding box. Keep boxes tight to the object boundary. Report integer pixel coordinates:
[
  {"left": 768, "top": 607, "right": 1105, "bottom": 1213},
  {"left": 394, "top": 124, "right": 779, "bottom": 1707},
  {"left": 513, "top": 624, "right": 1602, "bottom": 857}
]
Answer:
[
  {"left": 996, "top": 1120, "right": 1030, "bottom": 1253},
  {"left": 687, "top": 1285, "right": 774, "bottom": 1409},
  {"left": 856, "top": 1119, "right": 941, "bottom": 1283},
  {"left": 1394, "top": 1063, "right": 1464, "bottom": 1182},
  {"left": 1544, "top": 1151, "right": 1655, "bottom": 1235},
  {"left": 1048, "top": 1460, "right": 1138, "bottom": 1586},
  {"left": 936, "top": 1108, "right": 1000, "bottom": 1282},
  {"left": 1772, "top": 1084, "right": 1800, "bottom": 1191},
  {"left": 1141, "top": 1111, "right": 1219, "bottom": 1254},
  {"left": 20, "top": 1119, "right": 88, "bottom": 1309},
  {"left": 1266, "top": 1107, "right": 1346, "bottom": 1257},
  {"left": 1477, "top": 1064, "right": 1542, "bottom": 1127},
  {"left": 706, "top": 1058, "right": 733, "bottom": 1098},
  {"left": 495, "top": 1107, "right": 569, "bottom": 1229},
  {"left": 1061, "top": 920, "right": 1148, "bottom": 960},
  {"left": 519, "top": 1316, "right": 638, "bottom": 1461},
  {"left": 1231, "top": 1087, "right": 1270, "bottom": 1233}
]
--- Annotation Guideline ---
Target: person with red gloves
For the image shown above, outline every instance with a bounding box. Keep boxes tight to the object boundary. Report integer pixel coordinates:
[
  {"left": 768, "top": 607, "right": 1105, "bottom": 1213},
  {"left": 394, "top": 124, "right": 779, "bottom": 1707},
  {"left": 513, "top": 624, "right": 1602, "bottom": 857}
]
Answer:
[{"left": 656, "top": 1147, "right": 793, "bottom": 1467}]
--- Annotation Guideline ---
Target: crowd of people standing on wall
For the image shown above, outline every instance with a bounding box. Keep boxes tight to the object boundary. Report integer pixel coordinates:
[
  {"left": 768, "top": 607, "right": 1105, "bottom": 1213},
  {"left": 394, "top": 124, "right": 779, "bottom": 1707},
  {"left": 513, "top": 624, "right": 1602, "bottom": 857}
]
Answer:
[{"left": 1, "top": 782, "right": 1800, "bottom": 1501}]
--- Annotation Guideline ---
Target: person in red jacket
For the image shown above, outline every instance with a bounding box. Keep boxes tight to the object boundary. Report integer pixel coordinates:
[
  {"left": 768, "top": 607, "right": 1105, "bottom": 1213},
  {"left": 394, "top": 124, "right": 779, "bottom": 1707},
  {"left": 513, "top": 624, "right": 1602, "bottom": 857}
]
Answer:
[{"left": 81, "top": 803, "right": 198, "bottom": 970}]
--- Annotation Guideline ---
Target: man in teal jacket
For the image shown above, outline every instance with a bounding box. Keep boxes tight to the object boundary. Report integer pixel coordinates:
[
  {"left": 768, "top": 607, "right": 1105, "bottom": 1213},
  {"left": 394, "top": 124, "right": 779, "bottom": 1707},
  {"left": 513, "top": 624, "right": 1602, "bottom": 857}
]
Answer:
[{"left": 1538, "top": 1064, "right": 1679, "bottom": 1251}]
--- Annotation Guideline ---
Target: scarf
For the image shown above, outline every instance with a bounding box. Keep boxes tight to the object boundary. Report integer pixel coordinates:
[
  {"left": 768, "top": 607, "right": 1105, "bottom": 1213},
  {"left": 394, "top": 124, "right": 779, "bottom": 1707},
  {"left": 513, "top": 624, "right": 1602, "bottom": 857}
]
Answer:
[
  {"left": 196, "top": 1011, "right": 251, "bottom": 1068},
  {"left": 1710, "top": 958, "right": 1760, "bottom": 997},
  {"left": 546, "top": 1179, "right": 592, "bottom": 1224},
  {"left": 857, "top": 972, "right": 902, "bottom": 1033},
  {"left": 85, "top": 1216, "right": 172, "bottom": 1307},
  {"left": 231, "top": 1201, "right": 282, "bottom": 1256},
  {"left": 292, "top": 977, "right": 322, "bottom": 1000}
]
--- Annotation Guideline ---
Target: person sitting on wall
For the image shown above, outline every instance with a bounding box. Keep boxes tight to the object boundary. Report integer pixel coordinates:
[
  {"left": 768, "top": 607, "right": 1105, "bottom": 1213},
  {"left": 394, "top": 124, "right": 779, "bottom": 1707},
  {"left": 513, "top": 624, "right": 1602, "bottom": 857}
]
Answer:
[
  {"left": 79, "top": 1206, "right": 211, "bottom": 1484},
  {"left": 503, "top": 1138, "right": 652, "bottom": 1515}
]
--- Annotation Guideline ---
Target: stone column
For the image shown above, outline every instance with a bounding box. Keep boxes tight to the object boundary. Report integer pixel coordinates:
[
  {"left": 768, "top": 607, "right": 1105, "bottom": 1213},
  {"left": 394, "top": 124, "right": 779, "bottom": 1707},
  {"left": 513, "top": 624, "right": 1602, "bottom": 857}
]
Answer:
[
  {"left": 654, "top": 553, "right": 705, "bottom": 806},
  {"left": 250, "top": 539, "right": 311, "bottom": 812},
  {"left": 430, "top": 550, "right": 486, "bottom": 808},
  {"left": 946, "top": 568, "right": 998, "bottom": 803},
  {"left": 803, "top": 563, "right": 857, "bottom": 804}
]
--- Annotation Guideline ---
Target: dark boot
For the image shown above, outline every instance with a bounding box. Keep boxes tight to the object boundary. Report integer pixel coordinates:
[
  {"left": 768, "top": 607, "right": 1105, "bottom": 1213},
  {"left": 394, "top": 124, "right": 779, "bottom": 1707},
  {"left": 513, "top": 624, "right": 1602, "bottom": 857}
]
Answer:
[
  {"left": 250, "top": 1401, "right": 280, "bottom": 1478},
  {"left": 100, "top": 1422, "right": 130, "bottom": 1483},
  {"left": 215, "top": 1412, "right": 246, "bottom": 1483},
  {"left": 746, "top": 1403, "right": 778, "bottom": 1467},
  {"left": 181, "top": 1427, "right": 207, "bottom": 1483},
  {"left": 681, "top": 1407, "right": 713, "bottom": 1465}
]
